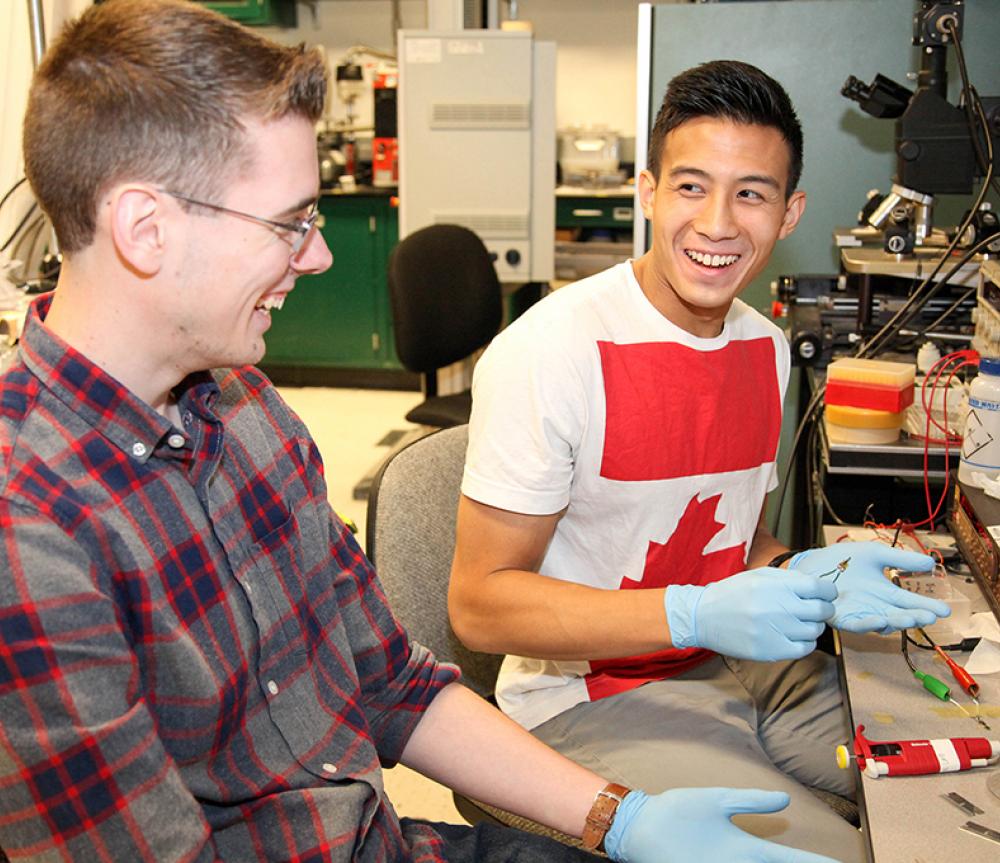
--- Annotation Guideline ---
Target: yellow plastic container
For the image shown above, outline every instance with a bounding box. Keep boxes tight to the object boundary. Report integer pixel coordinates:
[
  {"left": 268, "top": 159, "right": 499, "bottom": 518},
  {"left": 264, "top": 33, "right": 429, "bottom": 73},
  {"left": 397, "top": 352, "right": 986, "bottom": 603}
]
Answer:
[
  {"left": 826, "top": 358, "right": 915, "bottom": 388},
  {"left": 825, "top": 404, "right": 906, "bottom": 430}
]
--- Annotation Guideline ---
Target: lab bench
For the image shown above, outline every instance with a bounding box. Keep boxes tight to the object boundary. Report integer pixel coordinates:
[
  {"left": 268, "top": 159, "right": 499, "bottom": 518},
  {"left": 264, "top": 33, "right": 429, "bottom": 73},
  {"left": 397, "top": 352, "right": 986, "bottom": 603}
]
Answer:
[{"left": 825, "top": 527, "right": 1000, "bottom": 862}]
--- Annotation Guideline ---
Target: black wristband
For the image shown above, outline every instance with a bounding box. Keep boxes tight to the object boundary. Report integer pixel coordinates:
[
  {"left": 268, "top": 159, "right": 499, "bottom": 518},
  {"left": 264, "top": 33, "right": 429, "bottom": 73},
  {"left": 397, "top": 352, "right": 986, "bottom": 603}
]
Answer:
[{"left": 768, "top": 549, "right": 801, "bottom": 568}]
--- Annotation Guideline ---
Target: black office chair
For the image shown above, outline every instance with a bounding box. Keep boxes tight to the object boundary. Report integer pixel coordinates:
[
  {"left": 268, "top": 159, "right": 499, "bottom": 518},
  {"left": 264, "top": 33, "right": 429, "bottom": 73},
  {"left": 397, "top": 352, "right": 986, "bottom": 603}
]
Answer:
[{"left": 387, "top": 224, "right": 502, "bottom": 428}]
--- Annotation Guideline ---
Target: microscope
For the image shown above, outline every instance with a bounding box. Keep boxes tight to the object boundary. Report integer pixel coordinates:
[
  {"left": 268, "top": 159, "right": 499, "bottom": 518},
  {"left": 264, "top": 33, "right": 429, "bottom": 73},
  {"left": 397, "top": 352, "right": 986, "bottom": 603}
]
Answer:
[{"left": 841, "top": 0, "right": 999, "bottom": 256}]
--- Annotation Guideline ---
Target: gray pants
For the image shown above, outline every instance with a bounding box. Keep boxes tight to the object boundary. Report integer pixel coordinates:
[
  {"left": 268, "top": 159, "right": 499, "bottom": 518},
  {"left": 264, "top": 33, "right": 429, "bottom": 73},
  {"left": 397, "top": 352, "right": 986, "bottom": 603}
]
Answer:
[{"left": 532, "top": 653, "right": 866, "bottom": 863}]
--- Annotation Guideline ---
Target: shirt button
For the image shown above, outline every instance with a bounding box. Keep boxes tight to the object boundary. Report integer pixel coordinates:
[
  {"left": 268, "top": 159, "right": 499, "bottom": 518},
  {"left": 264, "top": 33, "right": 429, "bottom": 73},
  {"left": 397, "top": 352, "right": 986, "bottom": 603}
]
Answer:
[
  {"left": 167, "top": 433, "right": 186, "bottom": 449},
  {"left": 267, "top": 680, "right": 278, "bottom": 695},
  {"left": 132, "top": 442, "right": 147, "bottom": 458},
  {"left": 322, "top": 763, "right": 337, "bottom": 774}
]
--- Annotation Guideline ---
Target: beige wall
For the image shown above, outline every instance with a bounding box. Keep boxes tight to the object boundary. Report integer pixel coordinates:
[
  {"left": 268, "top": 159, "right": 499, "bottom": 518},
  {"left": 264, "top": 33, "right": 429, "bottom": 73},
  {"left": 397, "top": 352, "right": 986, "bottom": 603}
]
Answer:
[{"left": 1, "top": 1, "right": 88, "bottom": 248}]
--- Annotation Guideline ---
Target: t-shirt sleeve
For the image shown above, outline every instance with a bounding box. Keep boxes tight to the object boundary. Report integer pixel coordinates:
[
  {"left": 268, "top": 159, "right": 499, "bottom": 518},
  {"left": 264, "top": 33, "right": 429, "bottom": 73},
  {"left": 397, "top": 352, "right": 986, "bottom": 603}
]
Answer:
[{"left": 462, "top": 314, "right": 588, "bottom": 515}]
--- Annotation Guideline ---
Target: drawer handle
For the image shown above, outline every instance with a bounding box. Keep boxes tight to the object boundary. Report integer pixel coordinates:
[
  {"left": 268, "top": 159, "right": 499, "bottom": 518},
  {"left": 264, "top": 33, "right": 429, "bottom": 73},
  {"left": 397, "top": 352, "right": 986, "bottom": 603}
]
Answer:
[
  {"left": 612, "top": 207, "right": 633, "bottom": 220},
  {"left": 571, "top": 208, "right": 604, "bottom": 217}
]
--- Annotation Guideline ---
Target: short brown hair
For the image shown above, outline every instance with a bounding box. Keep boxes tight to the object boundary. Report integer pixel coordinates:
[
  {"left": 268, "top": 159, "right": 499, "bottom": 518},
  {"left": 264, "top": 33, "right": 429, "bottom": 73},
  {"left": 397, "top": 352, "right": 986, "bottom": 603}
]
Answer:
[{"left": 23, "top": 0, "right": 328, "bottom": 253}]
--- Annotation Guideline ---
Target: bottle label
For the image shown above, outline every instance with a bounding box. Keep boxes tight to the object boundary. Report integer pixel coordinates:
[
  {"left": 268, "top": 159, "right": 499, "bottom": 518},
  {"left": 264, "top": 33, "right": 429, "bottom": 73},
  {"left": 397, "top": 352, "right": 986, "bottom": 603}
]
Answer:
[{"left": 961, "top": 395, "right": 1000, "bottom": 477}]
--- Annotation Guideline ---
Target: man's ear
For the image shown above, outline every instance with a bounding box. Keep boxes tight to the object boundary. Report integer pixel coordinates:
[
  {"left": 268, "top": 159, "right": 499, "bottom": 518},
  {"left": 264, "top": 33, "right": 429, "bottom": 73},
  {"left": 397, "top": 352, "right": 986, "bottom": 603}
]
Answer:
[
  {"left": 778, "top": 190, "right": 806, "bottom": 240},
  {"left": 107, "top": 185, "right": 169, "bottom": 276},
  {"left": 637, "top": 168, "right": 657, "bottom": 221}
]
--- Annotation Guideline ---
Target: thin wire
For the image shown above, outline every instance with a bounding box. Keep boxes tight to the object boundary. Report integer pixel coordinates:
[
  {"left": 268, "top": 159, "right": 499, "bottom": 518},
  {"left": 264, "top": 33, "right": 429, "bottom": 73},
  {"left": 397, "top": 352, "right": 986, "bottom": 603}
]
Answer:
[
  {"left": 896, "top": 285, "right": 976, "bottom": 349},
  {"left": 946, "top": 17, "right": 1000, "bottom": 199},
  {"left": 901, "top": 629, "right": 916, "bottom": 672},
  {"left": 0, "top": 178, "right": 28, "bottom": 215},
  {"left": 770, "top": 379, "right": 826, "bottom": 536},
  {"left": 0, "top": 202, "right": 39, "bottom": 254},
  {"left": 875, "top": 231, "right": 1000, "bottom": 357}
]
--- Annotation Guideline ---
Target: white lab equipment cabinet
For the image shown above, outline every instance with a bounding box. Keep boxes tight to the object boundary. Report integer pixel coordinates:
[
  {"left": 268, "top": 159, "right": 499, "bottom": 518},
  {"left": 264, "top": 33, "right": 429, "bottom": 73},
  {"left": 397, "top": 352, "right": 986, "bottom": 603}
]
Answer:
[{"left": 397, "top": 29, "right": 555, "bottom": 283}]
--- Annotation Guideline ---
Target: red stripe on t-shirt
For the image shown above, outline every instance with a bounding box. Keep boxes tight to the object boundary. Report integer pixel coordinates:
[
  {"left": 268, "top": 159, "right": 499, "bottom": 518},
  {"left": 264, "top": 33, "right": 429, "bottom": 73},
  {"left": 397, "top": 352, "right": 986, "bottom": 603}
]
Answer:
[{"left": 598, "top": 337, "right": 781, "bottom": 480}]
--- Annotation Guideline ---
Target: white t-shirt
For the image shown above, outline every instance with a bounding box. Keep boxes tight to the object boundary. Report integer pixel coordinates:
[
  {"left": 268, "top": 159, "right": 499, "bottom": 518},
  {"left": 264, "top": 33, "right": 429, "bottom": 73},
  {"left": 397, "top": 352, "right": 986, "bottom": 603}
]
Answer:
[{"left": 462, "top": 261, "right": 791, "bottom": 730}]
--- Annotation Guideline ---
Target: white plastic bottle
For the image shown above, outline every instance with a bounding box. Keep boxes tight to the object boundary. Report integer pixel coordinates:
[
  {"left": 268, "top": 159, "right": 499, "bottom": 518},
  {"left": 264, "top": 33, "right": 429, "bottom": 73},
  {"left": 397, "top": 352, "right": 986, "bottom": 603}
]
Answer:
[{"left": 959, "top": 357, "right": 1000, "bottom": 487}]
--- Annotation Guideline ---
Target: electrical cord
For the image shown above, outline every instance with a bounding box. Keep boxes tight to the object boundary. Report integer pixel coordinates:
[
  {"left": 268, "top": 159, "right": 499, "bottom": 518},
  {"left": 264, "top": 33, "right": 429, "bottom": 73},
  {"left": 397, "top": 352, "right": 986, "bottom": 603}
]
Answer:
[
  {"left": 770, "top": 380, "right": 826, "bottom": 537},
  {"left": 0, "top": 202, "right": 38, "bottom": 255},
  {"left": 906, "top": 632, "right": 981, "bottom": 653},
  {"left": 895, "top": 284, "right": 976, "bottom": 350},
  {"left": 0, "top": 177, "right": 28, "bottom": 215},
  {"left": 945, "top": 17, "right": 1000, "bottom": 200}
]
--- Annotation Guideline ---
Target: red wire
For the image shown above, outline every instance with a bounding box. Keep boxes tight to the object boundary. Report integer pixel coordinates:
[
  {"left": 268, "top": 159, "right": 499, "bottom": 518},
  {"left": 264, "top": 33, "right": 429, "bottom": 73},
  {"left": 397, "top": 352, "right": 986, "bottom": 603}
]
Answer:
[
  {"left": 835, "top": 350, "right": 979, "bottom": 536},
  {"left": 910, "top": 351, "right": 978, "bottom": 529}
]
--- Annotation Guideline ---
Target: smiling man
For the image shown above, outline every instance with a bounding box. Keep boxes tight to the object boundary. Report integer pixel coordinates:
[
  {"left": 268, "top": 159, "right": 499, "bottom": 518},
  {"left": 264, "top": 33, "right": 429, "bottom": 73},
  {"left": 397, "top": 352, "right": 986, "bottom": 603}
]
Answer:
[{"left": 451, "top": 61, "right": 949, "bottom": 862}]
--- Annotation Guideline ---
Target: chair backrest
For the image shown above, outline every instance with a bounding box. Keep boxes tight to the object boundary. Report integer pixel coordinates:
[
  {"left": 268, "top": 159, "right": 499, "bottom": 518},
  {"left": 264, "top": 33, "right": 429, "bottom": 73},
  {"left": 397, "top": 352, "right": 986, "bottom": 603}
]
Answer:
[
  {"left": 387, "top": 224, "right": 503, "bottom": 375},
  {"left": 366, "top": 425, "right": 503, "bottom": 698}
]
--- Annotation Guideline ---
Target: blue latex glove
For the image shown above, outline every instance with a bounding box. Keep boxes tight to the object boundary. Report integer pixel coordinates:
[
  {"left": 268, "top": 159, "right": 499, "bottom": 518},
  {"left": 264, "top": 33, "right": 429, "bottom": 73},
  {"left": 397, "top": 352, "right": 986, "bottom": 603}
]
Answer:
[
  {"left": 666, "top": 568, "right": 836, "bottom": 661},
  {"left": 603, "top": 787, "right": 840, "bottom": 863},
  {"left": 789, "top": 542, "right": 950, "bottom": 634}
]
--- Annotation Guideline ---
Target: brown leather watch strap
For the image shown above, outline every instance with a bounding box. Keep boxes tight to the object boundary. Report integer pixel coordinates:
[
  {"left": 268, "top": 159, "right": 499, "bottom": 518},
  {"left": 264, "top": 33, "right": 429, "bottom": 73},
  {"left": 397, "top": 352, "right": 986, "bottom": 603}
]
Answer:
[{"left": 581, "top": 782, "right": 631, "bottom": 852}]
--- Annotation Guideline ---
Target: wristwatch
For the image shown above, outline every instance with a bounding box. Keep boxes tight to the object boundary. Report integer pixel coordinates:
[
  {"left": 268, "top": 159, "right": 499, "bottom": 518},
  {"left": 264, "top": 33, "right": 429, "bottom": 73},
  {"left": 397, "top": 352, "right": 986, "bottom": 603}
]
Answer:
[
  {"left": 768, "top": 549, "right": 801, "bottom": 568},
  {"left": 581, "top": 783, "right": 631, "bottom": 852}
]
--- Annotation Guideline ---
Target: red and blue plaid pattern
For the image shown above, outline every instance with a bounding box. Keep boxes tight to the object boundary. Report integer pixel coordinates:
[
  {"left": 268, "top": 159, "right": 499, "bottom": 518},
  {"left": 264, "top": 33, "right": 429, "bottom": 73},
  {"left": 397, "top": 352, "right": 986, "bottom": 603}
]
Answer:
[{"left": 0, "top": 295, "right": 459, "bottom": 861}]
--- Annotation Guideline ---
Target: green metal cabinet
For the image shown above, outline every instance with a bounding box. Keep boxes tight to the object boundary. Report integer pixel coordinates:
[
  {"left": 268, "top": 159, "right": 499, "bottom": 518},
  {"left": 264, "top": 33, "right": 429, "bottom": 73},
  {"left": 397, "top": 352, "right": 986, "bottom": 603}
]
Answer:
[
  {"left": 261, "top": 193, "right": 404, "bottom": 382},
  {"left": 555, "top": 195, "right": 634, "bottom": 230},
  {"left": 199, "top": 0, "right": 297, "bottom": 27}
]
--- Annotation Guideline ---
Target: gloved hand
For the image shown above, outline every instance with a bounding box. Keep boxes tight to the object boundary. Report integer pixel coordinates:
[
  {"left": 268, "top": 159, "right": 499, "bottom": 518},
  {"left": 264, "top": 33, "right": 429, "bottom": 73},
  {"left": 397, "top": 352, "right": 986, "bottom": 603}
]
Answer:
[
  {"left": 788, "top": 541, "right": 950, "bottom": 634},
  {"left": 666, "top": 568, "right": 836, "bottom": 661},
  {"left": 603, "top": 787, "right": 840, "bottom": 863}
]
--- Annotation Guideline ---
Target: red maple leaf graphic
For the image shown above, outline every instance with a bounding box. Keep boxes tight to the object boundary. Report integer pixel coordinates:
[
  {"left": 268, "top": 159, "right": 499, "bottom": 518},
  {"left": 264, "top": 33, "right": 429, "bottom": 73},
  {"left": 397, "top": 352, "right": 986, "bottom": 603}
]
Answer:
[
  {"left": 622, "top": 493, "right": 746, "bottom": 590},
  {"left": 585, "top": 493, "right": 747, "bottom": 700}
]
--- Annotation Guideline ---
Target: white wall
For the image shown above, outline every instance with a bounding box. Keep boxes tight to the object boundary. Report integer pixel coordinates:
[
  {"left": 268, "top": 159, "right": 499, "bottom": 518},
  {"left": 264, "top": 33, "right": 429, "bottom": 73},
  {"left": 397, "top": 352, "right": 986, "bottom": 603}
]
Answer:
[{"left": 1, "top": 0, "right": 88, "bottom": 250}]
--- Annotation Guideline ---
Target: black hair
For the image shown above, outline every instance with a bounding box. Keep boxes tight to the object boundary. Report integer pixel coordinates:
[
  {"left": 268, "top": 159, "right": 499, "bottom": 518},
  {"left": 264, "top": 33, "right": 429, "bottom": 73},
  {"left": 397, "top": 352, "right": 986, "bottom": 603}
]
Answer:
[{"left": 647, "top": 60, "right": 803, "bottom": 196}]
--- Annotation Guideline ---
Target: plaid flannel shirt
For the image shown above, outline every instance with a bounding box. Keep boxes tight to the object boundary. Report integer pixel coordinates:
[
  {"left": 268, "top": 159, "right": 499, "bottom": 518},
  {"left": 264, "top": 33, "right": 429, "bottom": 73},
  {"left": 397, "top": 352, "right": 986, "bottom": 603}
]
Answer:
[{"left": 0, "top": 295, "right": 460, "bottom": 862}]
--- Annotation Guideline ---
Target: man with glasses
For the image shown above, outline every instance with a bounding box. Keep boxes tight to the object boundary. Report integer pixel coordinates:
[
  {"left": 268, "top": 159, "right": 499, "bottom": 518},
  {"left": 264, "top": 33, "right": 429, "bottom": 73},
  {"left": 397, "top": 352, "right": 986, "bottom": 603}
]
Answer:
[{"left": 0, "top": 2, "right": 845, "bottom": 861}]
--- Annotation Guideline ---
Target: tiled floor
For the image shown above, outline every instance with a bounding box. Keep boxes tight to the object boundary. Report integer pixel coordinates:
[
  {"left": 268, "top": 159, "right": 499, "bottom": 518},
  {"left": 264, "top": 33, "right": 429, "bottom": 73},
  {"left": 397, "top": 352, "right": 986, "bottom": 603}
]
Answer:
[{"left": 276, "top": 385, "right": 464, "bottom": 824}]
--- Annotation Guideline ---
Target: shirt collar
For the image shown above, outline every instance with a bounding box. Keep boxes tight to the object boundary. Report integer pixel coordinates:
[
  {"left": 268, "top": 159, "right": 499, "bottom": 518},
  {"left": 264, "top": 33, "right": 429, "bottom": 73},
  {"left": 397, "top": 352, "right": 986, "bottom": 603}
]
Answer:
[{"left": 20, "top": 293, "right": 220, "bottom": 462}]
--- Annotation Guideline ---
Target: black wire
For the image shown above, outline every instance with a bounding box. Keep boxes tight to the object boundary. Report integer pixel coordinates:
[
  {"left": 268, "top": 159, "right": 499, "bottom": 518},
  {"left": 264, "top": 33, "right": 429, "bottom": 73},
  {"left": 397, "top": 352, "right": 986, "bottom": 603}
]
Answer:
[
  {"left": 803, "top": 406, "right": 813, "bottom": 541},
  {"left": 24, "top": 215, "right": 47, "bottom": 277},
  {"left": 901, "top": 629, "right": 916, "bottom": 672},
  {"left": 895, "top": 285, "right": 976, "bottom": 350},
  {"left": 12, "top": 214, "right": 45, "bottom": 265},
  {"left": 770, "top": 379, "right": 826, "bottom": 536},
  {"left": 946, "top": 19, "right": 1000, "bottom": 199},
  {"left": 870, "top": 230, "right": 1000, "bottom": 356},
  {"left": 0, "top": 177, "right": 27, "bottom": 215},
  {"left": 0, "top": 203, "right": 38, "bottom": 254}
]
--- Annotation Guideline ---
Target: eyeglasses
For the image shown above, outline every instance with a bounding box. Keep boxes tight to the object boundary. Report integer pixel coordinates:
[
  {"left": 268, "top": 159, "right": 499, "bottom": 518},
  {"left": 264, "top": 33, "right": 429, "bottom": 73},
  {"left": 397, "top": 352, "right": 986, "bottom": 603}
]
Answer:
[{"left": 161, "top": 190, "right": 319, "bottom": 253}]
